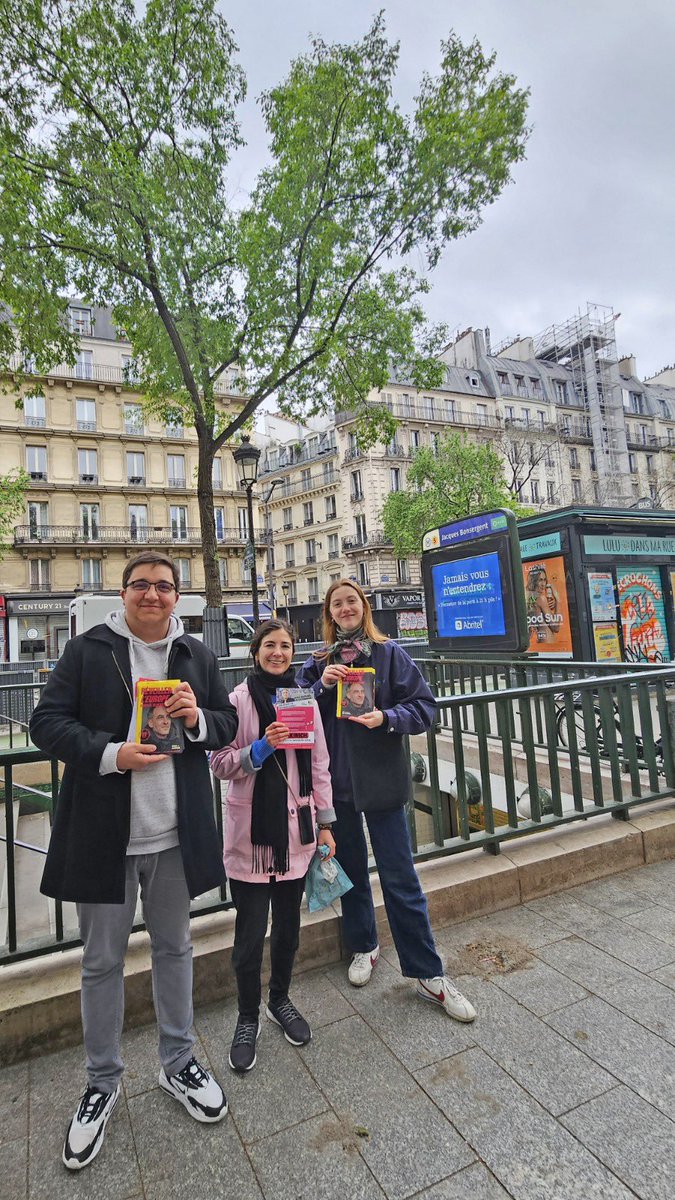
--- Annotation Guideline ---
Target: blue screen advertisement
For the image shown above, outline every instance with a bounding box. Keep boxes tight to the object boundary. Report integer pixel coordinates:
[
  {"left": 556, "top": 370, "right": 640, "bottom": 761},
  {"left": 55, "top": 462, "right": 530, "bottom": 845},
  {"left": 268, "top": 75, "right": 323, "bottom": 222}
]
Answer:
[{"left": 432, "top": 551, "right": 506, "bottom": 638}]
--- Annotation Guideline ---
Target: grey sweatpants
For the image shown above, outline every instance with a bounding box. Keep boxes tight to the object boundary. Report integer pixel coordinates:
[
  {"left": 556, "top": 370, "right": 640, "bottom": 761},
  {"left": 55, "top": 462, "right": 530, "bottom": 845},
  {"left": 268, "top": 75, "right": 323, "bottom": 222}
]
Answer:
[{"left": 77, "top": 847, "right": 195, "bottom": 1092}]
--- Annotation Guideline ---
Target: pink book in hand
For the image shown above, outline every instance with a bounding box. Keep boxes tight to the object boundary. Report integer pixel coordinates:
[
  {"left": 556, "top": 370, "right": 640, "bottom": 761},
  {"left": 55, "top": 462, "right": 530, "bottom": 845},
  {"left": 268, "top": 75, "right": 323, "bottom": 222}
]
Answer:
[{"left": 274, "top": 687, "right": 316, "bottom": 748}]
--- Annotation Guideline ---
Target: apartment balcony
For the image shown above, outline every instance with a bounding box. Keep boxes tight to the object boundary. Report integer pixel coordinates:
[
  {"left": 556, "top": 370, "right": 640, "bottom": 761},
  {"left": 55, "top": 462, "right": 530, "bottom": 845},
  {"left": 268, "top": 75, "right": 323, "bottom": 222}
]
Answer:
[
  {"left": 343, "top": 448, "right": 367, "bottom": 463},
  {"left": 127, "top": 476, "right": 146, "bottom": 486},
  {"left": 350, "top": 491, "right": 364, "bottom": 503},
  {"left": 13, "top": 524, "right": 261, "bottom": 548},
  {"left": 168, "top": 476, "right": 187, "bottom": 488},
  {"left": 24, "top": 416, "right": 46, "bottom": 428},
  {"left": 78, "top": 474, "right": 98, "bottom": 485},
  {"left": 336, "top": 402, "right": 502, "bottom": 429},
  {"left": 342, "top": 532, "right": 393, "bottom": 553},
  {"left": 558, "top": 421, "right": 592, "bottom": 442},
  {"left": 77, "top": 420, "right": 97, "bottom": 432},
  {"left": 259, "top": 442, "right": 338, "bottom": 478},
  {"left": 384, "top": 444, "right": 407, "bottom": 457},
  {"left": 305, "top": 555, "right": 317, "bottom": 565},
  {"left": 28, "top": 471, "right": 48, "bottom": 484}
]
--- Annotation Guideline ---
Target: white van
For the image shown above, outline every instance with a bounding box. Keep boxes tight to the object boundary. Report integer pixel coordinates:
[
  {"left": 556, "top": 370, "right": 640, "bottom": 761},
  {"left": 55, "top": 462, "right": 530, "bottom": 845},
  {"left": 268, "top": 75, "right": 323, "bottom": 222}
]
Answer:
[{"left": 67, "top": 594, "right": 254, "bottom": 656}]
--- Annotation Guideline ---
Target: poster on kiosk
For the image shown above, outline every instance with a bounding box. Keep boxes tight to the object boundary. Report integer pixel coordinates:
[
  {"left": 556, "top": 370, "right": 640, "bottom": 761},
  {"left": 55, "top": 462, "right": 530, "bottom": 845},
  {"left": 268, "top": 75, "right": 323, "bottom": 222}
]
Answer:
[{"left": 421, "top": 509, "right": 528, "bottom": 654}]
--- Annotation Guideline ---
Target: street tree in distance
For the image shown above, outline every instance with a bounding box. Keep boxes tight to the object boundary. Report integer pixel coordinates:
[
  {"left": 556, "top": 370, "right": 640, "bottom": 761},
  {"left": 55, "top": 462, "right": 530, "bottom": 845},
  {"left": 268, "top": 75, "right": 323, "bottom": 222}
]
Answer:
[
  {"left": 0, "top": 470, "right": 30, "bottom": 558},
  {"left": 0, "top": 0, "right": 529, "bottom": 603},
  {"left": 382, "top": 434, "right": 533, "bottom": 558}
]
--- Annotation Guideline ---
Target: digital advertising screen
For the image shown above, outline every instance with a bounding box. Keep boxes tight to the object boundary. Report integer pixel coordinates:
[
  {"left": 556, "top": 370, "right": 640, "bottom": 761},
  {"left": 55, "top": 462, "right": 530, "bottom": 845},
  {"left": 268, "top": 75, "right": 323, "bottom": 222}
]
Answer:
[
  {"left": 422, "top": 509, "right": 528, "bottom": 653},
  {"left": 432, "top": 551, "right": 506, "bottom": 639}
]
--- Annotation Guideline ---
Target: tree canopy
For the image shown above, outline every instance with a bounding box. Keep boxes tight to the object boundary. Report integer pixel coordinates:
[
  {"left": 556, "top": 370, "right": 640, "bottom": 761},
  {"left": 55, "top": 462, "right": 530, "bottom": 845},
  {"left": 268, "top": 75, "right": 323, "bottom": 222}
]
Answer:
[
  {"left": 0, "top": 470, "right": 30, "bottom": 558},
  {"left": 0, "top": 0, "right": 529, "bottom": 601},
  {"left": 381, "top": 434, "right": 533, "bottom": 557}
]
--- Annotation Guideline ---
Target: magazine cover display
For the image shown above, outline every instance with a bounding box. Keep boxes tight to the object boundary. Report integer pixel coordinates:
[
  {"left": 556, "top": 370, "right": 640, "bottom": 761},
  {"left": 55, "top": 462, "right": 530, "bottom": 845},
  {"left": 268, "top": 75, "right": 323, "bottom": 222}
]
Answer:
[
  {"left": 336, "top": 667, "right": 376, "bottom": 718},
  {"left": 135, "top": 679, "right": 184, "bottom": 754},
  {"left": 274, "top": 687, "right": 316, "bottom": 748}
]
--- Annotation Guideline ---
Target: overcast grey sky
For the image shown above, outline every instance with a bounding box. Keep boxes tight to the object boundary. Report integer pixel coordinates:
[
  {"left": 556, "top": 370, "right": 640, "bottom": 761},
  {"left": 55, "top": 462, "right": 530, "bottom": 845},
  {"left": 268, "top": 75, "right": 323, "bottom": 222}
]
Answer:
[{"left": 221, "top": 0, "right": 674, "bottom": 379}]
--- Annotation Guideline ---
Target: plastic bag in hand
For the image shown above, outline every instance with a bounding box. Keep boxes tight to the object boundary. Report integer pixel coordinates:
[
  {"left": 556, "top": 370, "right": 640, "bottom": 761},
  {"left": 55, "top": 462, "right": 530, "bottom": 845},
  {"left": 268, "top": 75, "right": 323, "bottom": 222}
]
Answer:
[{"left": 305, "top": 844, "right": 353, "bottom": 912}]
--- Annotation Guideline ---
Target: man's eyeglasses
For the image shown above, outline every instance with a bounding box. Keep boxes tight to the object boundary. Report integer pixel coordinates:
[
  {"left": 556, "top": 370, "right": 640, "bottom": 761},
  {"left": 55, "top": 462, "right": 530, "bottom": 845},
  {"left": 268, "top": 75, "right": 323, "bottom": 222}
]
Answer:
[{"left": 126, "top": 580, "right": 177, "bottom": 595}]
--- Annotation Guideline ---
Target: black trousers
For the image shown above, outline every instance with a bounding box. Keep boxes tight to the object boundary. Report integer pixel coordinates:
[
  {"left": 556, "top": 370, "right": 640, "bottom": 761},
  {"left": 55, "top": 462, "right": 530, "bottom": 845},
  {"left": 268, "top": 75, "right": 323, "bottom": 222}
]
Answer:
[{"left": 229, "top": 876, "right": 305, "bottom": 1019}]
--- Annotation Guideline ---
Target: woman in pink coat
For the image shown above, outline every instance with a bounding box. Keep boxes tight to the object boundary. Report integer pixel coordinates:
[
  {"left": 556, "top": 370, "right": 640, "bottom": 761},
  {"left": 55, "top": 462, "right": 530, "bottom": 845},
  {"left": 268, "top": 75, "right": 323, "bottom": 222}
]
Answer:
[{"left": 210, "top": 619, "right": 335, "bottom": 1073}]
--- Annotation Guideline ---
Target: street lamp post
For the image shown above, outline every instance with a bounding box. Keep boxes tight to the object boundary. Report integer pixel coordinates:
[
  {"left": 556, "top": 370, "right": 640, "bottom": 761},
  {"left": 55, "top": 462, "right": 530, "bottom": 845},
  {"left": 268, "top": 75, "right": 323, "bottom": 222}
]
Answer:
[
  {"left": 232, "top": 435, "right": 262, "bottom": 628},
  {"left": 261, "top": 479, "right": 282, "bottom": 616},
  {"left": 281, "top": 581, "right": 290, "bottom": 623}
]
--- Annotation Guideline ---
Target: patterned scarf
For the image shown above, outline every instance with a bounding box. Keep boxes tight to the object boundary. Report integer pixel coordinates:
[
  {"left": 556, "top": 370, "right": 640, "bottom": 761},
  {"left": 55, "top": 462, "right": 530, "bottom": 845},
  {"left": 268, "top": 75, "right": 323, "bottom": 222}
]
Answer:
[{"left": 325, "top": 625, "right": 373, "bottom": 664}]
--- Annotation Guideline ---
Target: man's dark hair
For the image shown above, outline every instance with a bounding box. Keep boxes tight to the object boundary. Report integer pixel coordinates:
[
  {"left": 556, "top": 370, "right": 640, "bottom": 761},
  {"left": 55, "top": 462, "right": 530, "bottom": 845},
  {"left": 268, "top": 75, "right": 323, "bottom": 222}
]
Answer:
[{"left": 122, "top": 551, "right": 179, "bottom": 590}]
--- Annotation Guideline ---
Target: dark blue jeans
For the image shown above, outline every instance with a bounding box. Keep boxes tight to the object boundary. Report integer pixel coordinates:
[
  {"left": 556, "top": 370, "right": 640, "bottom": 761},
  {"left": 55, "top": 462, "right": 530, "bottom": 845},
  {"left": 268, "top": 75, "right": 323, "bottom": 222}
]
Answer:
[{"left": 333, "top": 801, "right": 443, "bottom": 979}]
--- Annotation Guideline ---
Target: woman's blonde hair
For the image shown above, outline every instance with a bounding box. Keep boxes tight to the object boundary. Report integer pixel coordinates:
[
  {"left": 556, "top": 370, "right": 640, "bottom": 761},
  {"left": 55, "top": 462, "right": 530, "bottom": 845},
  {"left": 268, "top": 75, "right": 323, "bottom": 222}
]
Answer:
[{"left": 315, "top": 578, "right": 388, "bottom": 659}]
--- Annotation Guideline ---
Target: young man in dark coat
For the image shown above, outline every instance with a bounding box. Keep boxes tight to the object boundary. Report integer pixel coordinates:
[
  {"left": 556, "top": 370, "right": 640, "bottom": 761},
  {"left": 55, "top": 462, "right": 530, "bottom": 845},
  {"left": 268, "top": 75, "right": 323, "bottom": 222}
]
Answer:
[{"left": 29, "top": 552, "right": 238, "bottom": 1170}]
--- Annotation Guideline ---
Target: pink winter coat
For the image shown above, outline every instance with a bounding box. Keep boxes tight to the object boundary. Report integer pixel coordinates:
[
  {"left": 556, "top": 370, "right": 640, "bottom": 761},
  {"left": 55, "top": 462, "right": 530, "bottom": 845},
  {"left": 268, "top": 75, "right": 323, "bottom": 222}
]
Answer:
[{"left": 210, "top": 681, "right": 336, "bottom": 883}]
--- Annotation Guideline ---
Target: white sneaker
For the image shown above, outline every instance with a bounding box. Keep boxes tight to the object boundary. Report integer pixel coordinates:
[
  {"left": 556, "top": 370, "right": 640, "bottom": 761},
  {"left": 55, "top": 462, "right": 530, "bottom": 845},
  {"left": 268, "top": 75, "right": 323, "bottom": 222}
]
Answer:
[
  {"left": 62, "top": 1084, "right": 120, "bottom": 1170},
  {"left": 159, "top": 1057, "right": 228, "bottom": 1123},
  {"left": 416, "top": 975, "right": 477, "bottom": 1023},
  {"left": 348, "top": 945, "right": 380, "bottom": 987}
]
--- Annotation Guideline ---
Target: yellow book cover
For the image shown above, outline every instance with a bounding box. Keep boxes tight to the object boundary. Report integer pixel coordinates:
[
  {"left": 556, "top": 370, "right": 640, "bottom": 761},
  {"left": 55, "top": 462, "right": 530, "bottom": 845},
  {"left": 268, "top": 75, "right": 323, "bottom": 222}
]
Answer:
[
  {"left": 336, "top": 667, "right": 376, "bottom": 719},
  {"left": 135, "top": 679, "right": 184, "bottom": 753}
]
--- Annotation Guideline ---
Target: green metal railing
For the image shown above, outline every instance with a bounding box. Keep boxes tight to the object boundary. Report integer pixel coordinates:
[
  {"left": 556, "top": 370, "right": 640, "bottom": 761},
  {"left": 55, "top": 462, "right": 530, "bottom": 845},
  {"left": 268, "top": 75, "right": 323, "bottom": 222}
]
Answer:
[{"left": 2, "top": 659, "right": 674, "bottom": 964}]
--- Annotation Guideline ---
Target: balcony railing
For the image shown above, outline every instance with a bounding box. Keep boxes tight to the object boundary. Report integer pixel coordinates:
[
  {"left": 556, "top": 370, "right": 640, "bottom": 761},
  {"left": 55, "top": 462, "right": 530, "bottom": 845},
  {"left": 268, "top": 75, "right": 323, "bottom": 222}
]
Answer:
[
  {"left": 127, "top": 476, "right": 146, "bottom": 486},
  {"left": 168, "top": 476, "right": 186, "bottom": 488},
  {"left": 24, "top": 416, "right": 46, "bottom": 428},
  {"left": 342, "top": 532, "right": 393, "bottom": 552},
  {"left": 7, "top": 353, "right": 238, "bottom": 396},
  {"left": 77, "top": 420, "right": 97, "bottom": 432},
  {"left": 79, "top": 474, "right": 98, "bottom": 484},
  {"left": 271, "top": 471, "right": 339, "bottom": 499},
  {"left": 14, "top": 525, "right": 265, "bottom": 547},
  {"left": 259, "top": 442, "right": 338, "bottom": 477},
  {"left": 336, "top": 402, "right": 503, "bottom": 429}
]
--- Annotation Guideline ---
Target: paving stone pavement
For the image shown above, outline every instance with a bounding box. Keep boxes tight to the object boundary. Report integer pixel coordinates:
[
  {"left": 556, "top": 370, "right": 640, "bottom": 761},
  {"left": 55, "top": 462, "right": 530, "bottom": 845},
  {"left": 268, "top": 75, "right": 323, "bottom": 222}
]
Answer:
[{"left": 2, "top": 858, "right": 675, "bottom": 1200}]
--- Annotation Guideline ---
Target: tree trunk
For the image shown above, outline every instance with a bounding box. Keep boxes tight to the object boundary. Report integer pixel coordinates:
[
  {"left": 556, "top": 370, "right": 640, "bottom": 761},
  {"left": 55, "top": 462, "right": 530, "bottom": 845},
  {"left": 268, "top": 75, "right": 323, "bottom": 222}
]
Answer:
[{"left": 197, "top": 435, "right": 222, "bottom": 607}]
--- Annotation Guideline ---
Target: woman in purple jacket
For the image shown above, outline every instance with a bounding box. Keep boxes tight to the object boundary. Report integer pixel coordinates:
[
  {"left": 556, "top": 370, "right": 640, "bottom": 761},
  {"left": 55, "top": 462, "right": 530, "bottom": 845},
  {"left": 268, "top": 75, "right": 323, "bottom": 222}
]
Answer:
[
  {"left": 211, "top": 619, "right": 336, "bottom": 1073},
  {"left": 297, "top": 580, "right": 476, "bottom": 1024}
]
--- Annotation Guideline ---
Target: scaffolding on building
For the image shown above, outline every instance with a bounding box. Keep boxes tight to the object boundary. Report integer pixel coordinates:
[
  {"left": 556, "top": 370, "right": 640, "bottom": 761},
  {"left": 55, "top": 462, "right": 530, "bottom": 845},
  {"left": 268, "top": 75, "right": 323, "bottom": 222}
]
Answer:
[{"left": 534, "top": 303, "right": 630, "bottom": 505}]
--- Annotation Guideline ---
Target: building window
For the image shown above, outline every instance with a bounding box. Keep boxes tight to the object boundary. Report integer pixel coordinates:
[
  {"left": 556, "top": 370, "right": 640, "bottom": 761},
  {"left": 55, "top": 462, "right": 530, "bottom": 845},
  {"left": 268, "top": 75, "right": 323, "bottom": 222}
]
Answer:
[
  {"left": 639, "top": 424, "right": 648, "bottom": 445},
  {"left": 544, "top": 448, "right": 554, "bottom": 469},
  {"left": 476, "top": 404, "right": 488, "bottom": 426},
  {"left": 285, "top": 544, "right": 295, "bottom": 568},
  {"left": 165, "top": 416, "right": 184, "bottom": 438},
  {"left": 75, "top": 349, "right": 93, "bottom": 380},
  {"left": 78, "top": 448, "right": 98, "bottom": 482},
  {"left": 515, "top": 376, "right": 527, "bottom": 397},
  {"left": 127, "top": 451, "right": 145, "bottom": 484},
  {"left": 546, "top": 480, "right": 556, "bottom": 504},
  {"left": 212, "top": 457, "right": 223, "bottom": 488},
  {"left": 308, "top": 577, "right": 319, "bottom": 603},
  {"left": 351, "top": 470, "right": 363, "bottom": 501},
  {"left": 301, "top": 468, "right": 311, "bottom": 489},
  {"left": 504, "top": 405, "right": 515, "bottom": 422},
  {"left": 214, "top": 507, "right": 225, "bottom": 540},
  {"left": 355, "top": 514, "right": 367, "bottom": 544},
  {"left": 329, "top": 573, "right": 341, "bottom": 585},
  {"left": 29, "top": 558, "right": 50, "bottom": 590},
  {"left": 397, "top": 559, "right": 410, "bottom": 584},
  {"left": 81, "top": 557, "right": 102, "bottom": 589},
  {"left": 572, "top": 478, "right": 582, "bottom": 500},
  {"left": 121, "top": 354, "right": 139, "bottom": 384},
  {"left": 286, "top": 580, "right": 297, "bottom": 606},
  {"left": 497, "top": 372, "right": 509, "bottom": 392},
  {"left": 167, "top": 454, "right": 185, "bottom": 487},
  {"left": 303, "top": 501, "right": 314, "bottom": 526},
  {"left": 305, "top": 538, "right": 316, "bottom": 564},
  {"left": 348, "top": 432, "right": 358, "bottom": 456},
  {"left": 129, "top": 505, "right": 148, "bottom": 541},
  {"left": 431, "top": 432, "right": 440, "bottom": 453},
  {"left": 628, "top": 453, "right": 638, "bottom": 474},
  {"left": 554, "top": 380, "right": 567, "bottom": 404},
  {"left": 569, "top": 448, "right": 579, "bottom": 470},
  {"left": 328, "top": 533, "right": 339, "bottom": 559},
  {"left": 24, "top": 395, "right": 46, "bottom": 428},
  {"left": 76, "top": 397, "right": 96, "bottom": 431},
  {"left": 646, "top": 454, "right": 655, "bottom": 475},
  {"left": 325, "top": 495, "right": 336, "bottom": 520},
  {"left": 410, "top": 429, "right": 421, "bottom": 449},
  {"left": 390, "top": 467, "right": 401, "bottom": 492},
  {"left": 28, "top": 501, "right": 48, "bottom": 538},
  {"left": 218, "top": 558, "right": 228, "bottom": 587},
  {"left": 629, "top": 391, "right": 644, "bottom": 414},
  {"left": 170, "top": 505, "right": 188, "bottom": 540},
  {"left": 323, "top": 461, "right": 334, "bottom": 482},
  {"left": 357, "top": 561, "right": 369, "bottom": 586},
  {"left": 80, "top": 503, "right": 100, "bottom": 540},
  {"left": 520, "top": 408, "right": 530, "bottom": 426},
  {"left": 531, "top": 378, "right": 542, "bottom": 396},
  {"left": 175, "top": 558, "right": 191, "bottom": 588},
  {"left": 26, "top": 445, "right": 47, "bottom": 480},
  {"left": 70, "top": 306, "right": 92, "bottom": 337},
  {"left": 531, "top": 479, "right": 540, "bottom": 503},
  {"left": 537, "top": 410, "right": 547, "bottom": 429},
  {"left": 590, "top": 450, "right": 597, "bottom": 472},
  {"left": 124, "top": 403, "right": 143, "bottom": 435},
  {"left": 282, "top": 506, "right": 293, "bottom": 530},
  {"left": 237, "top": 507, "right": 249, "bottom": 540}
]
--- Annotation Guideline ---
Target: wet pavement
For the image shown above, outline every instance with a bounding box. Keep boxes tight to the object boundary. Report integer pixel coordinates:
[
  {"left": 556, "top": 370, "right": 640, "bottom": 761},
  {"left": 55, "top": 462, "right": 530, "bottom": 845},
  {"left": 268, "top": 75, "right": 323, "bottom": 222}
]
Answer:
[{"left": 2, "top": 857, "right": 675, "bottom": 1200}]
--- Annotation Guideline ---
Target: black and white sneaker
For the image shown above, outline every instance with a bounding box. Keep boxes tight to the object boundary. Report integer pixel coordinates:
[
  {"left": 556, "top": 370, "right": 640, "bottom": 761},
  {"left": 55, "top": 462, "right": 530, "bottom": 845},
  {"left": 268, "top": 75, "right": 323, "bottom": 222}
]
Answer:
[
  {"left": 62, "top": 1084, "right": 120, "bottom": 1170},
  {"left": 266, "top": 997, "right": 312, "bottom": 1046},
  {"left": 159, "top": 1057, "right": 228, "bottom": 1123},
  {"left": 229, "top": 1015, "right": 261, "bottom": 1073}
]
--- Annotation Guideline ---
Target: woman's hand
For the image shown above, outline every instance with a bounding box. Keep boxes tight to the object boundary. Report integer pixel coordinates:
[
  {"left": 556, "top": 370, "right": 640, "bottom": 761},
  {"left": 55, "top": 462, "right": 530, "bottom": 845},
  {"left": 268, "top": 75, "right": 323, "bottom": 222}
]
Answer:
[
  {"left": 264, "top": 721, "right": 291, "bottom": 748},
  {"left": 317, "top": 828, "right": 336, "bottom": 858},
  {"left": 320, "top": 663, "right": 350, "bottom": 688},
  {"left": 348, "top": 708, "right": 385, "bottom": 729}
]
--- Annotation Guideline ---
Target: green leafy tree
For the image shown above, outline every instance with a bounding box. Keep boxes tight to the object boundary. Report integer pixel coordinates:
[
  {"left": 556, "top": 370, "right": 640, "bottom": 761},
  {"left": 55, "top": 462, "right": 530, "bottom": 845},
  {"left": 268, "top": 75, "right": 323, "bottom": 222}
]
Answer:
[
  {"left": 0, "top": 0, "right": 529, "bottom": 602},
  {"left": 0, "top": 470, "right": 30, "bottom": 557},
  {"left": 382, "top": 433, "right": 533, "bottom": 557}
]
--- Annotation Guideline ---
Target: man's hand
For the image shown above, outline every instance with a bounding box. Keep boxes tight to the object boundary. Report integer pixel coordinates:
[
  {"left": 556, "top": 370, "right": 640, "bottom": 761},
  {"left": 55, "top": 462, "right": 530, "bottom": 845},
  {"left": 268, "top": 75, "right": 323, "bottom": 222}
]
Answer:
[
  {"left": 348, "top": 709, "right": 385, "bottom": 729},
  {"left": 165, "top": 681, "right": 199, "bottom": 729},
  {"left": 116, "top": 743, "right": 168, "bottom": 771}
]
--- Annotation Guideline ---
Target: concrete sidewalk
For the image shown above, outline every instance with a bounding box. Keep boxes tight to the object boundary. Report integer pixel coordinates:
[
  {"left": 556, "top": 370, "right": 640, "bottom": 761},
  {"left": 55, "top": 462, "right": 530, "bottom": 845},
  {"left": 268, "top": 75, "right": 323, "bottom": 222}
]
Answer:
[{"left": 3, "top": 856, "right": 675, "bottom": 1200}]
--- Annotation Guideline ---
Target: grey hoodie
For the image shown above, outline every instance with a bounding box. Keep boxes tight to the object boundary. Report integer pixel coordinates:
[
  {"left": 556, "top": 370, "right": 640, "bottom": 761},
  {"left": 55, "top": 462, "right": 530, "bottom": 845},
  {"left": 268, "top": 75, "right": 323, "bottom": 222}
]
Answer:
[{"left": 99, "top": 611, "right": 188, "bottom": 855}]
